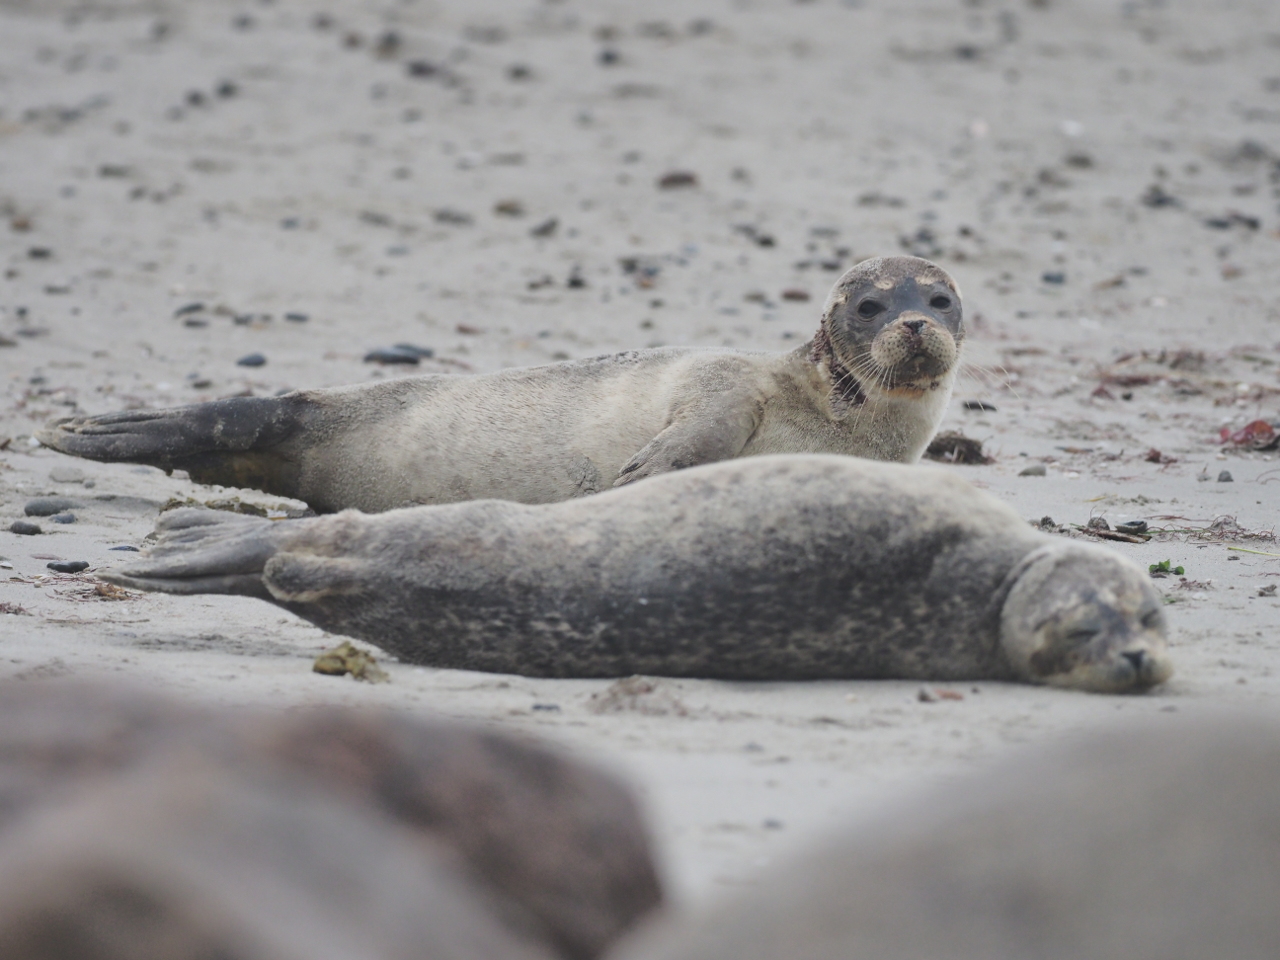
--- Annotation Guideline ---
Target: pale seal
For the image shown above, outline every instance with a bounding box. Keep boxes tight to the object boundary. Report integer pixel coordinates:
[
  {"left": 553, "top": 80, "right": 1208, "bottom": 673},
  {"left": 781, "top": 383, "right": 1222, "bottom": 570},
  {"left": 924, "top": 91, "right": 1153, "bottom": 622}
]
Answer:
[
  {"left": 39, "top": 256, "right": 963, "bottom": 513},
  {"left": 614, "top": 714, "right": 1279, "bottom": 960},
  {"left": 102, "top": 455, "right": 1171, "bottom": 693}
]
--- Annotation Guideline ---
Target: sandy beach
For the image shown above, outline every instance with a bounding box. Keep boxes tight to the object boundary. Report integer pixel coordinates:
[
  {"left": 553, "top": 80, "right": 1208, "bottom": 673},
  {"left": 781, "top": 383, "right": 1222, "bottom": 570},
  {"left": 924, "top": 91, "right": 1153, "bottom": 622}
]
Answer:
[{"left": 2, "top": 0, "right": 1279, "bottom": 905}]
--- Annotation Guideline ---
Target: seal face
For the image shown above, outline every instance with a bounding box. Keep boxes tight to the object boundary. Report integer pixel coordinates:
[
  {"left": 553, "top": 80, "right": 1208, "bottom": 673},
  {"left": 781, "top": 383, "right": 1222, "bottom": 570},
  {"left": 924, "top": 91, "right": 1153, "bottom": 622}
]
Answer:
[
  {"left": 99, "top": 455, "right": 1171, "bottom": 693},
  {"left": 38, "top": 259, "right": 965, "bottom": 513},
  {"left": 999, "top": 545, "right": 1171, "bottom": 693},
  {"left": 816, "top": 256, "right": 963, "bottom": 408}
]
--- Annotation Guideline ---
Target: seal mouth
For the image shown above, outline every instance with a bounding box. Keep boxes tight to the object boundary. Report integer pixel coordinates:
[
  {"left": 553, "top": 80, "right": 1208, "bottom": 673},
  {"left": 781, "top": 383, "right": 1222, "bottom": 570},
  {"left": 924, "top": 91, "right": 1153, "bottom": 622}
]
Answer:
[
  {"left": 1030, "top": 629, "right": 1174, "bottom": 693},
  {"left": 866, "top": 319, "right": 958, "bottom": 389}
]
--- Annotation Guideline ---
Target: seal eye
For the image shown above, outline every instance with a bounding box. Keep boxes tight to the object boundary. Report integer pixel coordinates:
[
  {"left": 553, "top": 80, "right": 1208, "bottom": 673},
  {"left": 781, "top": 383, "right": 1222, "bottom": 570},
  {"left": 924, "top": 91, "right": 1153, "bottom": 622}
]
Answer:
[
  {"left": 1140, "top": 609, "right": 1163, "bottom": 630},
  {"left": 929, "top": 295, "right": 952, "bottom": 310},
  {"left": 856, "top": 300, "right": 885, "bottom": 320},
  {"left": 1064, "top": 627, "right": 1100, "bottom": 644}
]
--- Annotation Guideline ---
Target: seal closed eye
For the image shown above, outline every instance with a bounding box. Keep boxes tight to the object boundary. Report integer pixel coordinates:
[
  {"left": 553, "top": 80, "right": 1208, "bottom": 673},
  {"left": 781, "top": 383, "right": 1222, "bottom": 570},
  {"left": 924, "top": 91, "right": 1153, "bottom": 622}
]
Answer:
[
  {"left": 39, "top": 257, "right": 965, "bottom": 514},
  {"left": 100, "top": 454, "right": 1171, "bottom": 693}
]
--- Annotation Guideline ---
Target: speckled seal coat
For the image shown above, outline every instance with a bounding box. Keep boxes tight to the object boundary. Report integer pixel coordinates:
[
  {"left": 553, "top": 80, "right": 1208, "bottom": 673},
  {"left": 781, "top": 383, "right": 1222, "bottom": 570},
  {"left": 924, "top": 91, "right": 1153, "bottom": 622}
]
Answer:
[
  {"left": 104, "top": 455, "right": 1171, "bottom": 693},
  {"left": 41, "top": 257, "right": 964, "bottom": 513}
]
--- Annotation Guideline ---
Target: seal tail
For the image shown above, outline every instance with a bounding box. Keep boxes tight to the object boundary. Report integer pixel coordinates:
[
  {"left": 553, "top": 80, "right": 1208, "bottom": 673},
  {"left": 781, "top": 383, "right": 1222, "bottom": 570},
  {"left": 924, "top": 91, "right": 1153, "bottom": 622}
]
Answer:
[{"left": 38, "top": 396, "right": 305, "bottom": 496}]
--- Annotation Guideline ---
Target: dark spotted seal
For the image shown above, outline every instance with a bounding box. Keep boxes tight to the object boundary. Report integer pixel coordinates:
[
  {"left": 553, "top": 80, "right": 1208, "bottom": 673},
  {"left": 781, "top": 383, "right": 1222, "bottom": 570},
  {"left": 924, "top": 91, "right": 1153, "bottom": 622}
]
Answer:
[
  {"left": 40, "top": 257, "right": 964, "bottom": 513},
  {"left": 101, "top": 455, "right": 1170, "bottom": 693}
]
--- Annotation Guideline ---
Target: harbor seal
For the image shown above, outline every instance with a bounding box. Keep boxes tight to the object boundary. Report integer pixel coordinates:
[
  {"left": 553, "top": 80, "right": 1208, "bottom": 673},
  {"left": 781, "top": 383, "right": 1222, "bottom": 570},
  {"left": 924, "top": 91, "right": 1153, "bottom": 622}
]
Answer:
[
  {"left": 39, "top": 256, "right": 964, "bottom": 513},
  {"left": 0, "top": 682, "right": 661, "bottom": 960},
  {"left": 614, "top": 714, "right": 1279, "bottom": 960},
  {"left": 101, "top": 455, "right": 1171, "bottom": 693}
]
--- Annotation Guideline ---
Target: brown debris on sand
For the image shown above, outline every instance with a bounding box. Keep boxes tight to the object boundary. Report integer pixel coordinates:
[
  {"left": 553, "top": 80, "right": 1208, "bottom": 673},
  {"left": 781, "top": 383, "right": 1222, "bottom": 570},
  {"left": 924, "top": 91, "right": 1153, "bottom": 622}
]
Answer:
[
  {"left": 313, "top": 640, "right": 391, "bottom": 683},
  {"left": 925, "top": 431, "right": 993, "bottom": 465},
  {"left": 588, "top": 676, "right": 690, "bottom": 717}
]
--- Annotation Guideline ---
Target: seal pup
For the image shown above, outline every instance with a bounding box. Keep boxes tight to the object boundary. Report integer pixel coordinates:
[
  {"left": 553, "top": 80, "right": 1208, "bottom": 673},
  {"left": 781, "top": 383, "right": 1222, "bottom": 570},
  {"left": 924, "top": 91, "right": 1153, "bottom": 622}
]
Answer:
[
  {"left": 613, "top": 714, "right": 1279, "bottom": 960},
  {"left": 39, "top": 257, "right": 964, "bottom": 513},
  {"left": 101, "top": 455, "right": 1170, "bottom": 693}
]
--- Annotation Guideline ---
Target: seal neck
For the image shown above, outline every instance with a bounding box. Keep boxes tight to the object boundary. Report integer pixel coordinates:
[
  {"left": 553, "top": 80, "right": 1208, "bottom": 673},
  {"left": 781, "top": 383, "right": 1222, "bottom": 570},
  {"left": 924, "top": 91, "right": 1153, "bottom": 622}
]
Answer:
[{"left": 809, "top": 327, "right": 867, "bottom": 407}]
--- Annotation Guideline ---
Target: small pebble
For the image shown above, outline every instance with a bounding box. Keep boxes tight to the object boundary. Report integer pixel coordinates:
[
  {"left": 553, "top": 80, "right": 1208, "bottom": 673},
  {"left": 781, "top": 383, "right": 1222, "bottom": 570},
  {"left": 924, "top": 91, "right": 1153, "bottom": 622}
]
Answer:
[
  {"left": 363, "top": 347, "right": 421, "bottom": 365},
  {"left": 50, "top": 513, "right": 76, "bottom": 524},
  {"left": 109, "top": 545, "right": 141, "bottom": 551},
  {"left": 48, "top": 466, "right": 85, "bottom": 483},
  {"left": 1218, "top": 470, "right": 1234, "bottom": 482},
  {"left": 25, "top": 497, "right": 78, "bottom": 517},
  {"left": 236, "top": 353, "right": 267, "bottom": 367},
  {"left": 657, "top": 171, "right": 699, "bottom": 189},
  {"left": 284, "top": 312, "right": 309, "bottom": 322},
  {"left": 1041, "top": 271, "right": 1066, "bottom": 284},
  {"left": 530, "top": 217, "right": 559, "bottom": 238},
  {"left": 1019, "top": 464, "right": 1047, "bottom": 477},
  {"left": 173, "top": 302, "right": 205, "bottom": 317},
  {"left": 46, "top": 560, "right": 89, "bottom": 573},
  {"left": 9, "top": 521, "right": 42, "bottom": 535}
]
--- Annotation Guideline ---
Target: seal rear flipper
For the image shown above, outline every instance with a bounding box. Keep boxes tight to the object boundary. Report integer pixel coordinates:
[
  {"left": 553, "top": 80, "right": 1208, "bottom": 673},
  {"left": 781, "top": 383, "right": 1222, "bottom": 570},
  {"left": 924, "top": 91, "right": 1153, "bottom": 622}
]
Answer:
[
  {"left": 99, "top": 508, "right": 286, "bottom": 600},
  {"left": 38, "top": 395, "right": 307, "bottom": 498}
]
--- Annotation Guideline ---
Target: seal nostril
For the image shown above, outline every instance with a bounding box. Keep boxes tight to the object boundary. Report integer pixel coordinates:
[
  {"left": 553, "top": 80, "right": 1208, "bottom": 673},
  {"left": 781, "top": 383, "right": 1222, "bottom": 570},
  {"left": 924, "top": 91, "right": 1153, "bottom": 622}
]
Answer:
[
  {"left": 903, "top": 319, "right": 925, "bottom": 335},
  {"left": 1122, "top": 650, "right": 1146, "bottom": 671}
]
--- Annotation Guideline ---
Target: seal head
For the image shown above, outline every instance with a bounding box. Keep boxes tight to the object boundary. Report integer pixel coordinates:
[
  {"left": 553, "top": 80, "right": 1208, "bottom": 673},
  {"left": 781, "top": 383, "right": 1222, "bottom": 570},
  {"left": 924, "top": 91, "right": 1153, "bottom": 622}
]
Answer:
[
  {"left": 999, "top": 543, "right": 1172, "bottom": 693},
  {"left": 815, "top": 256, "right": 963, "bottom": 406}
]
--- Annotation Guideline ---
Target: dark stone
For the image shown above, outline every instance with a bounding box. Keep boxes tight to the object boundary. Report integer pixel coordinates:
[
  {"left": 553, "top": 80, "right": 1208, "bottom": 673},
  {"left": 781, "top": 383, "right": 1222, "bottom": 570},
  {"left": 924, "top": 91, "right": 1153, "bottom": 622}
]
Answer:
[
  {"left": 24, "top": 497, "right": 78, "bottom": 517},
  {"left": 236, "top": 353, "right": 267, "bottom": 367},
  {"left": 46, "top": 560, "right": 89, "bottom": 573},
  {"left": 109, "top": 545, "right": 141, "bottom": 551},
  {"left": 363, "top": 347, "right": 421, "bottom": 365},
  {"left": 1218, "top": 470, "right": 1234, "bottom": 482},
  {"left": 1041, "top": 271, "right": 1066, "bottom": 284},
  {"left": 8, "top": 521, "right": 41, "bottom": 536},
  {"left": 392, "top": 342, "right": 434, "bottom": 358},
  {"left": 284, "top": 312, "right": 309, "bottom": 322}
]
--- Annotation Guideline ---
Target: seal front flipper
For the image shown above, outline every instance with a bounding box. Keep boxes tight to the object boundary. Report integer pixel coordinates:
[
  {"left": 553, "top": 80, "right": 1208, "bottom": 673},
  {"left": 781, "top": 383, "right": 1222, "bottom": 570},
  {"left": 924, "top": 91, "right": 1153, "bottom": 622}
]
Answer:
[
  {"left": 39, "top": 395, "right": 308, "bottom": 499},
  {"left": 614, "top": 391, "right": 762, "bottom": 486}
]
